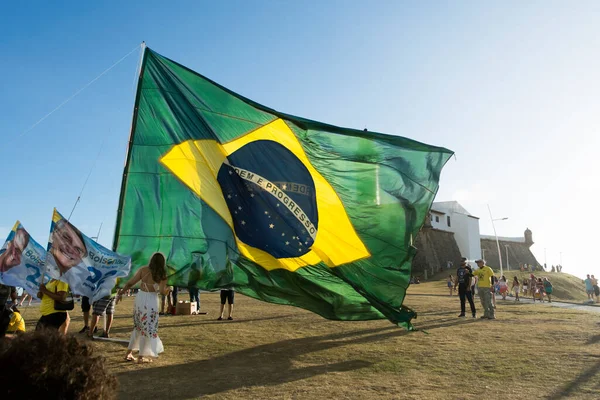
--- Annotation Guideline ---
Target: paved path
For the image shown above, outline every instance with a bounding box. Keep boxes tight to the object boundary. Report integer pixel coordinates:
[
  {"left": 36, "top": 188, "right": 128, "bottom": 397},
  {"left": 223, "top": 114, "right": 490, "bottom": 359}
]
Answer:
[{"left": 496, "top": 294, "right": 600, "bottom": 314}]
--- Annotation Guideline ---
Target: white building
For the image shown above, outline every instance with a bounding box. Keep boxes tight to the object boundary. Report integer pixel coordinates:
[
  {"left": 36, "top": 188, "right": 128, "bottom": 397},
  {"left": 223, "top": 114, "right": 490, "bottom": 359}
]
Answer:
[{"left": 429, "top": 201, "right": 481, "bottom": 262}]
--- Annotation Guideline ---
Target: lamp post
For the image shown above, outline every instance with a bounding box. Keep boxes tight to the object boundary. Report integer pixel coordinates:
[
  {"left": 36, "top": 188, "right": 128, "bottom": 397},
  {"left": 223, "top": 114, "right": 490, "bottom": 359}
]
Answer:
[
  {"left": 504, "top": 244, "right": 510, "bottom": 272},
  {"left": 487, "top": 204, "right": 508, "bottom": 277}
]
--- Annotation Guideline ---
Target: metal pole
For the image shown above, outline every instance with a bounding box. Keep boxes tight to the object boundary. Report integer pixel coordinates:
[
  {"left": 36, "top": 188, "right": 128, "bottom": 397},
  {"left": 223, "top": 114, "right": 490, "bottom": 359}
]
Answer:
[
  {"left": 505, "top": 245, "right": 509, "bottom": 271},
  {"left": 487, "top": 204, "right": 503, "bottom": 276}
]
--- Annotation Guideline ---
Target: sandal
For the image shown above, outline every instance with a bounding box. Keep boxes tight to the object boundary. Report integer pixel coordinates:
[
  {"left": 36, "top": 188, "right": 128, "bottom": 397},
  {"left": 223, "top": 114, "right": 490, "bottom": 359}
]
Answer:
[
  {"left": 138, "top": 357, "right": 153, "bottom": 364},
  {"left": 124, "top": 355, "right": 135, "bottom": 362}
]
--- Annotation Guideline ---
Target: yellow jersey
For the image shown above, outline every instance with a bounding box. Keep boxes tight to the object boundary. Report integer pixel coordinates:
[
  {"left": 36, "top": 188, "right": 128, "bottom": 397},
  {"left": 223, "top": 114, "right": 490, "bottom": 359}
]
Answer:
[
  {"left": 7, "top": 311, "right": 25, "bottom": 333},
  {"left": 472, "top": 265, "right": 495, "bottom": 288},
  {"left": 40, "top": 279, "right": 69, "bottom": 316}
]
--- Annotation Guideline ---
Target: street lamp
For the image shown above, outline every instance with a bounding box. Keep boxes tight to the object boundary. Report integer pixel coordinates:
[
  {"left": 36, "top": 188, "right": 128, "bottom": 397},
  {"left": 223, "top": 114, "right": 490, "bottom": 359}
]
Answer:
[
  {"left": 504, "top": 244, "right": 510, "bottom": 272},
  {"left": 487, "top": 204, "right": 508, "bottom": 276}
]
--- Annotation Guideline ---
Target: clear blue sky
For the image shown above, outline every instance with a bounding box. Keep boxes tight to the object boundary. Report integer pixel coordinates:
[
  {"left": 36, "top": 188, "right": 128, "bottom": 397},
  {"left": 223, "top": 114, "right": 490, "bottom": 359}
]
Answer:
[{"left": 1, "top": 1, "right": 598, "bottom": 279}]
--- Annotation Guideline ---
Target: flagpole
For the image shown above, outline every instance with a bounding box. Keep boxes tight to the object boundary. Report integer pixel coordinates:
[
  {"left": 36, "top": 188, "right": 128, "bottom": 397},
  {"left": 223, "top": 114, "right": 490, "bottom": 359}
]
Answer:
[{"left": 112, "top": 41, "right": 147, "bottom": 252}]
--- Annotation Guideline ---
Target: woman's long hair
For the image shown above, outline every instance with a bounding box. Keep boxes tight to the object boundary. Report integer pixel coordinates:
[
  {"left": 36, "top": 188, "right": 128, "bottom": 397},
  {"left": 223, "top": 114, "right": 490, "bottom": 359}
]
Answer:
[{"left": 148, "top": 253, "right": 167, "bottom": 283}]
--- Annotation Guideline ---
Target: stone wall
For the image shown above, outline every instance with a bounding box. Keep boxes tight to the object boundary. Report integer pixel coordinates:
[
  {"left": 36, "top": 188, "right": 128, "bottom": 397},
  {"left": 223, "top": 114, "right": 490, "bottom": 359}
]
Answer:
[
  {"left": 412, "top": 228, "right": 462, "bottom": 279},
  {"left": 480, "top": 238, "right": 540, "bottom": 271}
]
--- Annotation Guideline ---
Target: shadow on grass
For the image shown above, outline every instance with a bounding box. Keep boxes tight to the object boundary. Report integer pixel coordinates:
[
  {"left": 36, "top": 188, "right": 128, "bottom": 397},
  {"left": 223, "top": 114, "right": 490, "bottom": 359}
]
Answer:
[
  {"left": 116, "top": 316, "right": 479, "bottom": 399},
  {"left": 587, "top": 334, "right": 600, "bottom": 345},
  {"left": 546, "top": 359, "right": 600, "bottom": 399},
  {"left": 109, "top": 314, "right": 297, "bottom": 334},
  {"left": 116, "top": 325, "right": 400, "bottom": 399}
]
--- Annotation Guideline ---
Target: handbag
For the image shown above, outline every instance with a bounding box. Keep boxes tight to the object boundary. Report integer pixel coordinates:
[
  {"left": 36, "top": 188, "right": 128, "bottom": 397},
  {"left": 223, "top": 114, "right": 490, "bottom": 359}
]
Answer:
[{"left": 53, "top": 283, "right": 74, "bottom": 311}]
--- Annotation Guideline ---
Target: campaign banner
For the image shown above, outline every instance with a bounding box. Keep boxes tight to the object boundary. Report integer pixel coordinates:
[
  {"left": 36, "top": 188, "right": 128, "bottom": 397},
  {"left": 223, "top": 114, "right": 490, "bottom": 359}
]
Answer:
[
  {"left": 47, "top": 209, "right": 131, "bottom": 302},
  {"left": 0, "top": 221, "right": 51, "bottom": 297}
]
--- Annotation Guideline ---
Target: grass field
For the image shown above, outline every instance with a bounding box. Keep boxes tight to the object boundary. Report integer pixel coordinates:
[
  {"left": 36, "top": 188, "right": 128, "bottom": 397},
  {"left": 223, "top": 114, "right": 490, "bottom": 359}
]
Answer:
[{"left": 16, "top": 285, "right": 600, "bottom": 400}]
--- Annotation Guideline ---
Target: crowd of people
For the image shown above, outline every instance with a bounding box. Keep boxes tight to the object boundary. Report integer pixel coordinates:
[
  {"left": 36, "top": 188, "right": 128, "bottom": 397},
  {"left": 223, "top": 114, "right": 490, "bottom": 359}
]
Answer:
[
  {"left": 449, "top": 258, "right": 563, "bottom": 319},
  {"left": 0, "top": 252, "right": 238, "bottom": 360}
]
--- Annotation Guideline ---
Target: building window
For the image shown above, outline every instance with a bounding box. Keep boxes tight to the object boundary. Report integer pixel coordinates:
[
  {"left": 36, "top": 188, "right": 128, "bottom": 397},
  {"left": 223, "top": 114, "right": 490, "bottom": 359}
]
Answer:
[
  {"left": 435, "top": 216, "right": 439, "bottom": 223},
  {"left": 447, "top": 216, "right": 451, "bottom": 227}
]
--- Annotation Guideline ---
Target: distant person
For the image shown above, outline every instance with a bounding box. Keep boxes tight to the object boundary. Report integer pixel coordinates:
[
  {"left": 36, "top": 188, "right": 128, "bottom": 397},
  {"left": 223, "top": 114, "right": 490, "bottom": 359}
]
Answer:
[
  {"left": 529, "top": 274, "right": 537, "bottom": 299},
  {"left": 0, "top": 330, "right": 118, "bottom": 399},
  {"left": 18, "top": 292, "right": 32, "bottom": 307},
  {"left": 471, "top": 260, "right": 495, "bottom": 319},
  {"left": 218, "top": 289, "right": 235, "bottom": 320},
  {"left": 584, "top": 274, "right": 593, "bottom": 301},
  {"left": 512, "top": 276, "right": 520, "bottom": 302},
  {"left": 454, "top": 258, "right": 476, "bottom": 318},
  {"left": 118, "top": 252, "right": 171, "bottom": 363},
  {"left": 535, "top": 278, "right": 545, "bottom": 302},
  {"left": 543, "top": 277, "right": 553, "bottom": 303},
  {"left": 592, "top": 275, "right": 599, "bottom": 303},
  {"left": 491, "top": 275, "right": 498, "bottom": 308},
  {"left": 522, "top": 279, "right": 528, "bottom": 297},
  {"left": 447, "top": 275, "right": 454, "bottom": 296},
  {"left": 498, "top": 276, "right": 509, "bottom": 300}
]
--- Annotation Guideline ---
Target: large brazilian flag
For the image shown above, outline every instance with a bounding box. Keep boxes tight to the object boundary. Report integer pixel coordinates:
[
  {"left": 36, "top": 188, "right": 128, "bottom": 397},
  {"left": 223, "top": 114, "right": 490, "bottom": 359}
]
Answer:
[{"left": 114, "top": 47, "right": 453, "bottom": 328}]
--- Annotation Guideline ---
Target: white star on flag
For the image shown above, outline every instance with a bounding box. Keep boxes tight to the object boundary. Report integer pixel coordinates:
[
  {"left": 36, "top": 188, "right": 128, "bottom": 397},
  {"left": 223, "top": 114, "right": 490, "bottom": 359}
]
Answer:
[{"left": 269, "top": 224, "right": 274, "bottom": 229}]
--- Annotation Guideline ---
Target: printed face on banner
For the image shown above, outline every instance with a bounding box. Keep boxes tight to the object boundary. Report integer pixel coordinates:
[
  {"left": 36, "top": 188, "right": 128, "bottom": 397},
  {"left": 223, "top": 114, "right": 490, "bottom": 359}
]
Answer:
[
  {"left": 49, "top": 218, "right": 87, "bottom": 275},
  {"left": 47, "top": 210, "right": 131, "bottom": 301},
  {"left": 0, "top": 222, "right": 49, "bottom": 297}
]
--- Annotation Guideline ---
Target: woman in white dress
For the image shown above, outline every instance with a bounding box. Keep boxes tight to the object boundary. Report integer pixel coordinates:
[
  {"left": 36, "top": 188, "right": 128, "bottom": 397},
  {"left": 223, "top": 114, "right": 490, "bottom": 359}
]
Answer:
[{"left": 117, "top": 252, "right": 171, "bottom": 363}]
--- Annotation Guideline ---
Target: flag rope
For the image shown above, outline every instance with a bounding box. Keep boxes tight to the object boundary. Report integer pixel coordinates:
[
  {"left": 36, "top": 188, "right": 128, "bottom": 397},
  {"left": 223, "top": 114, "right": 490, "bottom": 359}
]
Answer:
[{"left": 17, "top": 43, "right": 142, "bottom": 139}]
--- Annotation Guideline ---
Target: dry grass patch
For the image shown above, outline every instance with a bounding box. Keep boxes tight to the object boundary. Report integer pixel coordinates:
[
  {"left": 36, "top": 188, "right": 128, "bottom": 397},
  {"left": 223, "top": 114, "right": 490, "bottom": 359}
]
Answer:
[{"left": 16, "top": 290, "right": 600, "bottom": 400}]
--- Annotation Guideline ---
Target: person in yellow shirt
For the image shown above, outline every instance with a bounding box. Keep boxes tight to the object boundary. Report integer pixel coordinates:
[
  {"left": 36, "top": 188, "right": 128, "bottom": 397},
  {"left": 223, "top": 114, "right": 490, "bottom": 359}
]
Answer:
[
  {"left": 472, "top": 260, "right": 496, "bottom": 319},
  {"left": 36, "top": 279, "right": 71, "bottom": 334},
  {"left": 6, "top": 306, "right": 26, "bottom": 334}
]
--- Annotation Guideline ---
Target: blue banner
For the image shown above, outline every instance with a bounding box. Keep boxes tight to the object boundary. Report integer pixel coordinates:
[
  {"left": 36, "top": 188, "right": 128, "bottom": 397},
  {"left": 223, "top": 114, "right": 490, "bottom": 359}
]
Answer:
[
  {"left": 0, "top": 221, "right": 50, "bottom": 297},
  {"left": 46, "top": 209, "right": 131, "bottom": 302}
]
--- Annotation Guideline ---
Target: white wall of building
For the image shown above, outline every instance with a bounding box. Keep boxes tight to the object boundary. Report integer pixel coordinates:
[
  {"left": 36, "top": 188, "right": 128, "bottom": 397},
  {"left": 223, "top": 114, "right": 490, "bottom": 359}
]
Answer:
[
  {"left": 430, "top": 212, "right": 447, "bottom": 230},
  {"left": 429, "top": 202, "right": 482, "bottom": 262}
]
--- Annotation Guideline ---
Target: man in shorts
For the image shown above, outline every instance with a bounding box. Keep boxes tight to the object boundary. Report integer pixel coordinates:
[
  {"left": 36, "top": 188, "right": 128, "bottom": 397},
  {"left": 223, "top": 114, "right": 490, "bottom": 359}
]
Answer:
[
  {"left": 585, "top": 275, "right": 594, "bottom": 301},
  {"left": 88, "top": 293, "right": 116, "bottom": 338},
  {"left": 217, "top": 289, "right": 234, "bottom": 320}
]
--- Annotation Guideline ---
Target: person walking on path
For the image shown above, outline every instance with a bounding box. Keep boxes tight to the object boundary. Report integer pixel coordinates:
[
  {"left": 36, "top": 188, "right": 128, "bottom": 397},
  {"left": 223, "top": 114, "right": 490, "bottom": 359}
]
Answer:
[
  {"left": 472, "top": 260, "right": 495, "bottom": 319},
  {"left": 543, "top": 277, "right": 553, "bottom": 303},
  {"left": 585, "top": 275, "right": 594, "bottom": 301},
  {"left": 592, "top": 275, "right": 599, "bottom": 303},
  {"left": 454, "top": 258, "right": 476, "bottom": 318},
  {"left": 447, "top": 275, "right": 454, "bottom": 296},
  {"left": 512, "top": 276, "right": 520, "bottom": 302}
]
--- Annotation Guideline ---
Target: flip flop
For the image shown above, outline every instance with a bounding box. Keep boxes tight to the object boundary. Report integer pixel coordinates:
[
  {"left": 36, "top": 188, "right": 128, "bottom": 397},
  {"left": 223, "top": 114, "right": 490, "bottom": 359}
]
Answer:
[
  {"left": 138, "top": 357, "right": 153, "bottom": 364},
  {"left": 124, "top": 355, "right": 135, "bottom": 362}
]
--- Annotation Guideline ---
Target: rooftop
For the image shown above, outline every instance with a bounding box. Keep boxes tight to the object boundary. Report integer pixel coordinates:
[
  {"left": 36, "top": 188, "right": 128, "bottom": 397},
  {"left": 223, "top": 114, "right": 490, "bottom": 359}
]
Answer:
[{"left": 432, "top": 201, "right": 478, "bottom": 218}]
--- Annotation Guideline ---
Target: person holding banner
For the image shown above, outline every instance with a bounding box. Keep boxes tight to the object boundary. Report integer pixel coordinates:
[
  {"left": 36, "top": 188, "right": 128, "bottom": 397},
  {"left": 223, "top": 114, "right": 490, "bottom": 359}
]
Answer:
[
  {"left": 36, "top": 279, "right": 71, "bottom": 334},
  {"left": 118, "top": 252, "right": 170, "bottom": 363}
]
